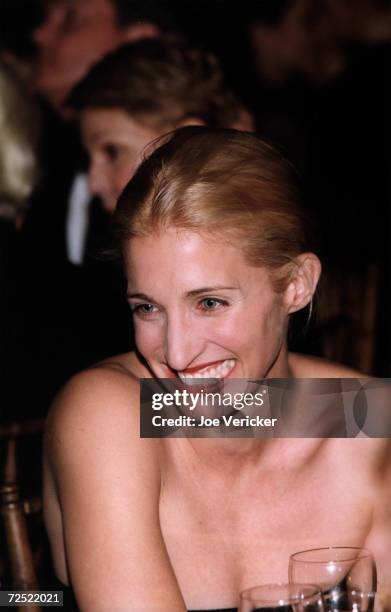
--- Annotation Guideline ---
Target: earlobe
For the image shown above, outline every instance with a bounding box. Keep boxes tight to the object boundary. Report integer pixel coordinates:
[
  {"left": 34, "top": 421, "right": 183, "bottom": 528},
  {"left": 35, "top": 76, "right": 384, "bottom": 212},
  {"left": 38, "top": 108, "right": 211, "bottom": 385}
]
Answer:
[{"left": 284, "top": 253, "right": 321, "bottom": 314}]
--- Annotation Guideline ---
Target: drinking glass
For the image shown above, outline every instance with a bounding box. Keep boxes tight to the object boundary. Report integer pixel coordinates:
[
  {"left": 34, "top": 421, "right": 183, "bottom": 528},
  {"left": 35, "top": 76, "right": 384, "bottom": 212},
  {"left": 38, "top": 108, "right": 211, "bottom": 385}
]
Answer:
[
  {"left": 239, "top": 582, "right": 324, "bottom": 612},
  {"left": 289, "top": 547, "right": 377, "bottom": 612}
]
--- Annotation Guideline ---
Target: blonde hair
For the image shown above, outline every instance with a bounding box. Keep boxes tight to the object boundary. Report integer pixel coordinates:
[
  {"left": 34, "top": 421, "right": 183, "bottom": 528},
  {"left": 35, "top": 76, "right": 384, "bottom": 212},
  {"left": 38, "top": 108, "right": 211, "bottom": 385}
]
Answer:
[
  {"left": 114, "top": 127, "right": 313, "bottom": 291},
  {"left": 0, "top": 62, "right": 40, "bottom": 219}
]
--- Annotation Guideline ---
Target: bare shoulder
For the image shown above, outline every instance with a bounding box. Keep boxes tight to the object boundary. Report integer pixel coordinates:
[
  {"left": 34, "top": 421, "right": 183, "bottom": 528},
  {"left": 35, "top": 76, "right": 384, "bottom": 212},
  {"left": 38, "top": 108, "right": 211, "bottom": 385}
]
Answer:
[
  {"left": 43, "top": 355, "right": 186, "bottom": 611},
  {"left": 95, "top": 349, "right": 151, "bottom": 379},
  {"left": 289, "top": 352, "right": 365, "bottom": 378},
  {"left": 45, "top": 351, "right": 157, "bottom": 471},
  {"left": 47, "top": 358, "right": 137, "bottom": 429},
  {"left": 47, "top": 350, "right": 148, "bottom": 424}
]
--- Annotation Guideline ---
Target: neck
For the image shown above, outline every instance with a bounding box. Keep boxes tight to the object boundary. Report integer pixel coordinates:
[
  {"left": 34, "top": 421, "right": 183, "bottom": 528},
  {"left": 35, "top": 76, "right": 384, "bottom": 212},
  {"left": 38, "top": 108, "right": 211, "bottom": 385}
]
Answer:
[
  {"left": 265, "top": 340, "right": 292, "bottom": 378},
  {"left": 184, "top": 344, "right": 293, "bottom": 460}
]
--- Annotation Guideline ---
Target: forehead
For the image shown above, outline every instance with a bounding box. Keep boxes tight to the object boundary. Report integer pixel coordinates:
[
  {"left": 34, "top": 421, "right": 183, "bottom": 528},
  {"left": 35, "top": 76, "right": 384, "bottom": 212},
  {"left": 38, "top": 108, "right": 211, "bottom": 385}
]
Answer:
[
  {"left": 125, "top": 228, "right": 271, "bottom": 292},
  {"left": 46, "top": 0, "right": 114, "bottom": 17},
  {"left": 74, "top": 0, "right": 116, "bottom": 19},
  {"left": 40, "top": 0, "right": 117, "bottom": 34},
  {"left": 81, "top": 109, "right": 157, "bottom": 139}
]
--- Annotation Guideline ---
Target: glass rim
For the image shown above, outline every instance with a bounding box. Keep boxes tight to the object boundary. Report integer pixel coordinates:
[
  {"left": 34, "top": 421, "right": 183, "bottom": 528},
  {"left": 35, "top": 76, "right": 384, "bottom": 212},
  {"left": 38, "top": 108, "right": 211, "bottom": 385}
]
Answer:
[
  {"left": 240, "top": 582, "right": 322, "bottom": 605},
  {"left": 289, "top": 546, "right": 373, "bottom": 564}
]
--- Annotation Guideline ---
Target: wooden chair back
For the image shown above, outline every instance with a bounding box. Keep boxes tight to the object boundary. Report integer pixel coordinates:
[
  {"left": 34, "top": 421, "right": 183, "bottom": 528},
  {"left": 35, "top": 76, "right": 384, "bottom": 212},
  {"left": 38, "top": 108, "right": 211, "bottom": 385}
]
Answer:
[
  {"left": 0, "top": 419, "right": 44, "bottom": 612},
  {"left": 317, "top": 265, "right": 379, "bottom": 373}
]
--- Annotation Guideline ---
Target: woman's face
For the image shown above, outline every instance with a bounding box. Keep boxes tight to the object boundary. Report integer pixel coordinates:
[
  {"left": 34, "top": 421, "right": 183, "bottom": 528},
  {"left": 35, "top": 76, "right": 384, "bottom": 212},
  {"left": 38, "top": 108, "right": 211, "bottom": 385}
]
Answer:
[
  {"left": 125, "top": 228, "right": 292, "bottom": 380},
  {"left": 81, "top": 108, "right": 161, "bottom": 213}
]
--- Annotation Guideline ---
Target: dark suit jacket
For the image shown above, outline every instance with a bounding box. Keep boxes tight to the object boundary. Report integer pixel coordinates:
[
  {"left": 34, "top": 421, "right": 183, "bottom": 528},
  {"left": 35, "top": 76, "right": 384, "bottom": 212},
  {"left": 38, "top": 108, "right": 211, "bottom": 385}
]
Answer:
[{"left": 13, "top": 103, "right": 134, "bottom": 417}]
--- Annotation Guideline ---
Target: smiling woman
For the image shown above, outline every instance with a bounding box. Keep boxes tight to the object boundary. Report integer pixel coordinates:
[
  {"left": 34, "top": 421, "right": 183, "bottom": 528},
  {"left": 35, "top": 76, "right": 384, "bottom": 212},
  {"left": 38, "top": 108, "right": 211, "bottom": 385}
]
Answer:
[
  {"left": 43, "top": 127, "right": 391, "bottom": 612},
  {"left": 125, "top": 229, "right": 295, "bottom": 379}
]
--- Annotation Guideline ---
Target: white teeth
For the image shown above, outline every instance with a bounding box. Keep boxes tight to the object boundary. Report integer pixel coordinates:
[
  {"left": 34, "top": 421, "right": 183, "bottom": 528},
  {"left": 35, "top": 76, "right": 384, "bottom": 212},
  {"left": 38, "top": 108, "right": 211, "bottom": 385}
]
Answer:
[{"left": 178, "top": 359, "right": 235, "bottom": 382}]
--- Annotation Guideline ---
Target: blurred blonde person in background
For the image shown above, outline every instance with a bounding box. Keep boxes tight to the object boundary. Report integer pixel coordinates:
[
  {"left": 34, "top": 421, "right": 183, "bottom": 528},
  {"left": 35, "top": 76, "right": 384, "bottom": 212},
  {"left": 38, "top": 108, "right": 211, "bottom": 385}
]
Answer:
[
  {"left": 0, "top": 61, "right": 40, "bottom": 228},
  {"left": 0, "top": 60, "right": 41, "bottom": 420}
]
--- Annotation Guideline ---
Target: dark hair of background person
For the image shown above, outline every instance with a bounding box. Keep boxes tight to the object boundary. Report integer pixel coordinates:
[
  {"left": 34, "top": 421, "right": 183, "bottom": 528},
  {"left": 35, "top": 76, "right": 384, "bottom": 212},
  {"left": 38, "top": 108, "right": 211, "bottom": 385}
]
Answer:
[
  {"left": 111, "top": 0, "right": 176, "bottom": 29},
  {"left": 67, "top": 37, "right": 244, "bottom": 129}
]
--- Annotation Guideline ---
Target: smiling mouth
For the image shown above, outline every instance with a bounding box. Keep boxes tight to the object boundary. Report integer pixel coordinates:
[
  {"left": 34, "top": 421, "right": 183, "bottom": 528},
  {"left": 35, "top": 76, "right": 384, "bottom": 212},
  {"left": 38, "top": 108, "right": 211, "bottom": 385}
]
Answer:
[{"left": 177, "top": 359, "right": 236, "bottom": 383}]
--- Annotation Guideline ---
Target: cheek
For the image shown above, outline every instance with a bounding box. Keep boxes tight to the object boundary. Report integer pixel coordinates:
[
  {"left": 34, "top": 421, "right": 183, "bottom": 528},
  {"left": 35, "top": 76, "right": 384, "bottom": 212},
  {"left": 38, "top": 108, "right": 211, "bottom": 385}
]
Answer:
[
  {"left": 115, "top": 158, "right": 139, "bottom": 194},
  {"left": 133, "top": 321, "right": 162, "bottom": 357},
  {"left": 52, "top": 39, "right": 94, "bottom": 68},
  {"left": 103, "top": 164, "right": 117, "bottom": 189},
  {"left": 266, "top": 297, "right": 286, "bottom": 329},
  {"left": 209, "top": 319, "right": 243, "bottom": 347},
  {"left": 261, "top": 297, "right": 287, "bottom": 346},
  {"left": 84, "top": 31, "right": 119, "bottom": 62},
  {"left": 232, "top": 297, "right": 286, "bottom": 351},
  {"left": 71, "top": 24, "right": 118, "bottom": 50},
  {"left": 53, "top": 30, "right": 116, "bottom": 73},
  {"left": 97, "top": 161, "right": 124, "bottom": 197}
]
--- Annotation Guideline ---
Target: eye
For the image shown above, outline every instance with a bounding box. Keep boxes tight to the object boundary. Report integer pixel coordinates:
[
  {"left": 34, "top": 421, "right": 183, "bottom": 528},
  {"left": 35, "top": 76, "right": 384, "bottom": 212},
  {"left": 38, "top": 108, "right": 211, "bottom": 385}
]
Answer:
[
  {"left": 102, "top": 144, "right": 122, "bottom": 162},
  {"left": 60, "top": 7, "right": 82, "bottom": 33},
  {"left": 131, "top": 303, "right": 159, "bottom": 319},
  {"left": 60, "top": 5, "right": 90, "bottom": 33},
  {"left": 198, "top": 298, "right": 228, "bottom": 312}
]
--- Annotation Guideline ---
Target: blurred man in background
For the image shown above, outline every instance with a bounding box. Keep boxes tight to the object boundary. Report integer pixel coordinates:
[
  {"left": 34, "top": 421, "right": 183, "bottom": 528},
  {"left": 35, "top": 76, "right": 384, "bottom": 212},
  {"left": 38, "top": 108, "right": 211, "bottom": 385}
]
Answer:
[
  {"left": 32, "top": 0, "right": 161, "bottom": 110},
  {"left": 0, "top": 0, "right": 168, "bottom": 416}
]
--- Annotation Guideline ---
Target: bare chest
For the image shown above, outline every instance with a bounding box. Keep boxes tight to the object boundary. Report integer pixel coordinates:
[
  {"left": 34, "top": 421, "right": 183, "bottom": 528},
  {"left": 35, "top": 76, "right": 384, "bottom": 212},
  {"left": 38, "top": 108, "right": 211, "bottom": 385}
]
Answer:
[{"left": 159, "top": 440, "right": 378, "bottom": 610}]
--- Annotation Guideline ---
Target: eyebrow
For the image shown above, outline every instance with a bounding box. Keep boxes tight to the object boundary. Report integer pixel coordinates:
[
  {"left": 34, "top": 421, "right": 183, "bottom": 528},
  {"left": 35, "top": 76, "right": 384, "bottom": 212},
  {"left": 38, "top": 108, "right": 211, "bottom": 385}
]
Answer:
[
  {"left": 185, "top": 286, "right": 239, "bottom": 297},
  {"left": 85, "top": 131, "right": 109, "bottom": 145},
  {"left": 127, "top": 292, "right": 154, "bottom": 301},
  {"left": 126, "top": 286, "right": 239, "bottom": 301}
]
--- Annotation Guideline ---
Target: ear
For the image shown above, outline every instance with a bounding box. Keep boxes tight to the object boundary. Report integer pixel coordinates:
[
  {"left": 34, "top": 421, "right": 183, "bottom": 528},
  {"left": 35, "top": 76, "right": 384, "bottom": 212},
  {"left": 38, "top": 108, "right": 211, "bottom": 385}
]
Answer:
[
  {"left": 230, "top": 107, "right": 255, "bottom": 132},
  {"left": 121, "top": 22, "right": 160, "bottom": 43},
  {"left": 283, "top": 253, "right": 321, "bottom": 314}
]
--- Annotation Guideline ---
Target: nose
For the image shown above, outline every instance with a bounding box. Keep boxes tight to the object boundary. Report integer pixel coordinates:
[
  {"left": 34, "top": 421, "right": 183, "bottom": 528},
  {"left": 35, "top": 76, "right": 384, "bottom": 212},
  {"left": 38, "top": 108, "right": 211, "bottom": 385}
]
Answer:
[
  {"left": 88, "top": 159, "right": 111, "bottom": 204},
  {"left": 164, "top": 315, "right": 203, "bottom": 373}
]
